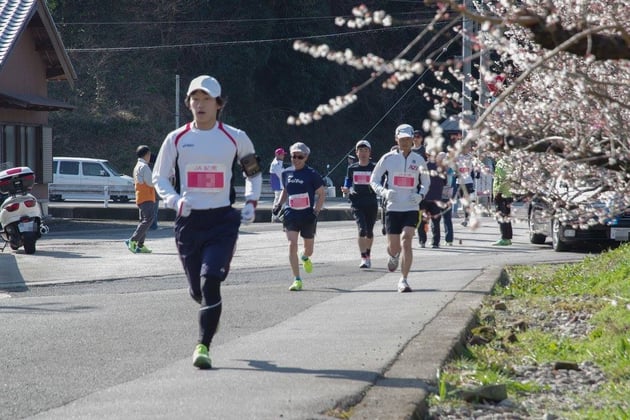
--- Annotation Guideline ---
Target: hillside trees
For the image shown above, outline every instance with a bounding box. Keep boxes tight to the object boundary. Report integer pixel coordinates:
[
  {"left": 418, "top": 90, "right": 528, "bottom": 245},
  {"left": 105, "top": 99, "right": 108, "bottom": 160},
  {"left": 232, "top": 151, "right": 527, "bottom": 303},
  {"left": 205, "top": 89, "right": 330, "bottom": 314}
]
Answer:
[{"left": 47, "top": 0, "right": 429, "bottom": 184}]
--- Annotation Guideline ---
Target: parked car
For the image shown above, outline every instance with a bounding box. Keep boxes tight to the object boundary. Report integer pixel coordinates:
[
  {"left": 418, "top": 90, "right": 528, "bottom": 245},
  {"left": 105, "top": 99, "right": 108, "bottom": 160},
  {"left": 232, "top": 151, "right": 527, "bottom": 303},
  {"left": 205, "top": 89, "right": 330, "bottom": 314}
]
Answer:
[
  {"left": 49, "top": 157, "right": 135, "bottom": 202},
  {"left": 526, "top": 179, "right": 630, "bottom": 251}
]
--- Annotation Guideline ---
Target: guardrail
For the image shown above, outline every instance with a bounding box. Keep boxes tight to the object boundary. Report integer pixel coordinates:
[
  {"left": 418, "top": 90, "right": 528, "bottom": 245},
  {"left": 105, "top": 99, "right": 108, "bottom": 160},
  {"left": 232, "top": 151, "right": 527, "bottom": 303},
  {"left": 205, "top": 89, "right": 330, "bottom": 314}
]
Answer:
[
  {"left": 234, "top": 185, "right": 338, "bottom": 199},
  {"left": 49, "top": 184, "right": 135, "bottom": 207},
  {"left": 49, "top": 183, "right": 336, "bottom": 208},
  {"left": 234, "top": 186, "right": 275, "bottom": 199}
]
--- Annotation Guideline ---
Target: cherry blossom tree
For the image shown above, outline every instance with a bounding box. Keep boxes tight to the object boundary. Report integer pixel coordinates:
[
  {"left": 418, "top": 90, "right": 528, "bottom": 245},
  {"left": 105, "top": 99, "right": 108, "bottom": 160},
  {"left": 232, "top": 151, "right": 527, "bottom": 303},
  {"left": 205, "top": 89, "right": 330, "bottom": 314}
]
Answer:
[{"left": 288, "top": 1, "right": 630, "bottom": 224}]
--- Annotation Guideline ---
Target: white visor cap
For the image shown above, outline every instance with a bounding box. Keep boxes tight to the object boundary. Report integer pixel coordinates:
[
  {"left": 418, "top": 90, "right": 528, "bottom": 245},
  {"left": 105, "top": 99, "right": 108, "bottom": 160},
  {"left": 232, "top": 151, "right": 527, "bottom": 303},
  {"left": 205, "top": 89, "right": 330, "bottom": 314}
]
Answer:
[{"left": 187, "top": 75, "right": 221, "bottom": 98}]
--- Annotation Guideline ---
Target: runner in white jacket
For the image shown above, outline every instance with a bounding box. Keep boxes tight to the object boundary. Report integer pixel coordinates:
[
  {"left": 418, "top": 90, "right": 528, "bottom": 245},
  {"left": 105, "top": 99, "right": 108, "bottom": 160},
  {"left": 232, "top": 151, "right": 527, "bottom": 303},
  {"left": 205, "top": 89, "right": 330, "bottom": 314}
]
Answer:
[
  {"left": 370, "top": 123, "right": 430, "bottom": 293},
  {"left": 152, "top": 75, "right": 262, "bottom": 370}
]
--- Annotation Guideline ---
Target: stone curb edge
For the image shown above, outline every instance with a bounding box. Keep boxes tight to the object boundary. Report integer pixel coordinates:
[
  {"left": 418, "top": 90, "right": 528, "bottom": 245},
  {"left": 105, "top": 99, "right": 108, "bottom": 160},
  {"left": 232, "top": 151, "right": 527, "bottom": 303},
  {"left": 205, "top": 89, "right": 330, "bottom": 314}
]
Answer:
[{"left": 348, "top": 265, "right": 504, "bottom": 419}]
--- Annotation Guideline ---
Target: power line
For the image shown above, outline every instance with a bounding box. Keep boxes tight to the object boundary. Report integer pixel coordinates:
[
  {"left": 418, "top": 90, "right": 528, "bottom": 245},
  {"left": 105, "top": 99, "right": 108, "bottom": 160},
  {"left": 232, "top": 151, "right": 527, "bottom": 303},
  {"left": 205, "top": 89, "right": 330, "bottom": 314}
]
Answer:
[
  {"left": 324, "top": 39, "right": 457, "bottom": 178},
  {"left": 66, "top": 23, "right": 437, "bottom": 53},
  {"left": 56, "top": 10, "right": 437, "bottom": 26}
]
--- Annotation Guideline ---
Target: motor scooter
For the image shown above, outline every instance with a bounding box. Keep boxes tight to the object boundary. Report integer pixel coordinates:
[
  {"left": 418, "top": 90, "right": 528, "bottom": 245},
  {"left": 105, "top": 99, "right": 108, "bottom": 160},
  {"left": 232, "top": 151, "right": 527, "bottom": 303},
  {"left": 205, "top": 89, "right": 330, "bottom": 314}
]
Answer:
[{"left": 0, "top": 165, "right": 48, "bottom": 254}]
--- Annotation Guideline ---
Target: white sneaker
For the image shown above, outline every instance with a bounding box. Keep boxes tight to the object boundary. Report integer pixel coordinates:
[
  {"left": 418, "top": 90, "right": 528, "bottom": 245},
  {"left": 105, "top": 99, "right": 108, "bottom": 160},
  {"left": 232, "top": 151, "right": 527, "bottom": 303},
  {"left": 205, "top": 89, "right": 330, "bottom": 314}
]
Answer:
[
  {"left": 397, "top": 278, "right": 412, "bottom": 293},
  {"left": 359, "top": 258, "right": 371, "bottom": 269},
  {"left": 387, "top": 254, "right": 399, "bottom": 272}
]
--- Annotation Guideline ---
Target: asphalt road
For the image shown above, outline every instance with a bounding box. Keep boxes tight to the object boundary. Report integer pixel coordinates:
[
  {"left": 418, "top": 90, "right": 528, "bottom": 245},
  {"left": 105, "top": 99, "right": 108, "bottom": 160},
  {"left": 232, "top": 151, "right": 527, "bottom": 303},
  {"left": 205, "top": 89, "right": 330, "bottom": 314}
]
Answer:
[{"left": 0, "top": 217, "right": 589, "bottom": 419}]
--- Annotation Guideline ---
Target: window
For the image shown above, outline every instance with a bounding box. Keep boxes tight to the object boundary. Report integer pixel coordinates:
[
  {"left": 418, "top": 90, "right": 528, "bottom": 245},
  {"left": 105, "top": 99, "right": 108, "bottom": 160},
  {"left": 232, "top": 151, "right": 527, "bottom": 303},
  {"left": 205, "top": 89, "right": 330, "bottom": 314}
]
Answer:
[
  {"left": 59, "top": 161, "right": 79, "bottom": 175},
  {"left": 1, "top": 124, "right": 43, "bottom": 182},
  {"left": 26, "top": 126, "right": 37, "bottom": 170},
  {"left": 2, "top": 125, "right": 16, "bottom": 167},
  {"left": 83, "top": 162, "right": 108, "bottom": 177}
]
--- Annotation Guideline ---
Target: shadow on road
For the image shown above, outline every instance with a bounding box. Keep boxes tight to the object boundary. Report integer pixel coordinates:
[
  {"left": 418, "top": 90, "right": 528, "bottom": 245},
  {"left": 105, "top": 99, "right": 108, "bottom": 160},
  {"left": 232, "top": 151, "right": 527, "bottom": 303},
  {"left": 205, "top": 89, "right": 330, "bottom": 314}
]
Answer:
[{"left": 0, "top": 253, "right": 27, "bottom": 291}]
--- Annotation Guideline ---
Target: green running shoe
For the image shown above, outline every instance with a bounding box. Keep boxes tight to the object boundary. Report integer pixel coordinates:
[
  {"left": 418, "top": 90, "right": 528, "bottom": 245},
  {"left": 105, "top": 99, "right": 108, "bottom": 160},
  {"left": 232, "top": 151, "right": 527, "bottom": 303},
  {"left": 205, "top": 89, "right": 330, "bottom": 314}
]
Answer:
[
  {"left": 300, "top": 254, "right": 313, "bottom": 273},
  {"left": 492, "top": 239, "right": 512, "bottom": 246},
  {"left": 125, "top": 239, "right": 138, "bottom": 253},
  {"left": 289, "top": 279, "right": 303, "bottom": 291},
  {"left": 192, "top": 344, "right": 212, "bottom": 369},
  {"left": 137, "top": 244, "right": 152, "bottom": 253}
]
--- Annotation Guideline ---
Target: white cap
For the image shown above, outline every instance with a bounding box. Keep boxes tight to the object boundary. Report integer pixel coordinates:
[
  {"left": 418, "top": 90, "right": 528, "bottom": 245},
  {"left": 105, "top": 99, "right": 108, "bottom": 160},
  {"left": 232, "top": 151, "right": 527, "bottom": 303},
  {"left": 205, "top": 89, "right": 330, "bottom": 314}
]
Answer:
[
  {"left": 289, "top": 142, "right": 310, "bottom": 155},
  {"left": 395, "top": 124, "right": 415, "bottom": 140},
  {"left": 187, "top": 75, "right": 221, "bottom": 98},
  {"left": 355, "top": 139, "right": 371, "bottom": 150}
]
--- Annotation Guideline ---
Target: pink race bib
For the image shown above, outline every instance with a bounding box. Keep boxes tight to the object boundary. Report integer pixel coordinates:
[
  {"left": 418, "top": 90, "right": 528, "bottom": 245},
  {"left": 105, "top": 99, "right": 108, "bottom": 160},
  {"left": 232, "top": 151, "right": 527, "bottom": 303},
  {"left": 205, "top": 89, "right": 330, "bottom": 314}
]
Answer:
[
  {"left": 185, "top": 164, "right": 226, "bottom": 192},
  {"left": 353, "top": 171, "right": 371, "bottom": 185},
  {"left": 288, "top": 193, "right": 310, "bottom": 210},
  {"left": 392, "top": 173, "right": 415, "bottom": 189}
]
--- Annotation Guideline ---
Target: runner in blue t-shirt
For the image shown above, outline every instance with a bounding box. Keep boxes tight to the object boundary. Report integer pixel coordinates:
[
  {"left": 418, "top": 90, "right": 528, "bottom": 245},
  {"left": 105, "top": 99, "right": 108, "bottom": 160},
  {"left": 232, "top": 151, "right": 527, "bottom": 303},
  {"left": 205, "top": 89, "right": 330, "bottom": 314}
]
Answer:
[{"left": 272, "top": 142, "right": 326, "bottom": 291}]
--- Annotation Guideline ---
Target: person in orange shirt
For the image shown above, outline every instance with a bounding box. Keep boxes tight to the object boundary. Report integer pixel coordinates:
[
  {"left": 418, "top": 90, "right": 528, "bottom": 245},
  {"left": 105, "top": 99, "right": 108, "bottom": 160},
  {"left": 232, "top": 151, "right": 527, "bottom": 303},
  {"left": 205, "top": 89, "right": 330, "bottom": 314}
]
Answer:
[{"left": 125, "top": 145, "right": 156, "bottom": 253}]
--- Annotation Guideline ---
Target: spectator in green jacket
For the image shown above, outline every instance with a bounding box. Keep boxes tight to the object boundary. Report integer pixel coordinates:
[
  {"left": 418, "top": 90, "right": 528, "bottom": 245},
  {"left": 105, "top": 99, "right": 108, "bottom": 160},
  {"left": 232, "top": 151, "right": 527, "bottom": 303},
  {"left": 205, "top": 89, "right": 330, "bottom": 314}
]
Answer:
[{"left": 492, "top": 156, "right": 513, "bottom": 246}]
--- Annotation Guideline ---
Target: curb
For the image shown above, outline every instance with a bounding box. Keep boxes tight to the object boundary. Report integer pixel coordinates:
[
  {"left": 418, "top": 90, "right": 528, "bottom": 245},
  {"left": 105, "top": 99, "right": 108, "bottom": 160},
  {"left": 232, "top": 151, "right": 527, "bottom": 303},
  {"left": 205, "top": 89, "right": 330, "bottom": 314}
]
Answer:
[{"left": 349, "top": 266, "right": 504, "bottom": 419}]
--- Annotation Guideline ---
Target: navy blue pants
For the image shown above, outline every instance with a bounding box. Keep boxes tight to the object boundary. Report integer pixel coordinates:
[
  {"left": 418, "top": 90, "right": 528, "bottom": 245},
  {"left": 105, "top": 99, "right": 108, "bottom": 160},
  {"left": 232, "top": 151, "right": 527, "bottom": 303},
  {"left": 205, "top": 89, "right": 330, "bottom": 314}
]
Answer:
[
  {"left": 418, "top": 200, "right": 442, "bottom": 247},
  {"left": 351, "top": 203, "right": 378, "bottom": 238},
  {"left": 175, "top": 206, "right": 241, "bottom": 346}
]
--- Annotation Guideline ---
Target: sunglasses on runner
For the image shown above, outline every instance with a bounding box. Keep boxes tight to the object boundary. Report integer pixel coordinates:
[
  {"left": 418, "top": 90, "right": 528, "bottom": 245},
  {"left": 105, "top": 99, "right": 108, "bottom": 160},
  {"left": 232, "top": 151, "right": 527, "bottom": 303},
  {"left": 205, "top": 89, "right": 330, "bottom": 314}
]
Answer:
[{"left": 291, "top": 155, "right": 306, "bottom": 160}]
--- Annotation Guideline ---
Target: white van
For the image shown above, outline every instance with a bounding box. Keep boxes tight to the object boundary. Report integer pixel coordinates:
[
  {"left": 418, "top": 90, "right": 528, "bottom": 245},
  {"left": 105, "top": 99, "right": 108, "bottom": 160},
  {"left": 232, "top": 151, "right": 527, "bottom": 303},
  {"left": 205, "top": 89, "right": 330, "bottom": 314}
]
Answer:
[{"left": 49, "top": 157, "right": 135, "bottom": 202}]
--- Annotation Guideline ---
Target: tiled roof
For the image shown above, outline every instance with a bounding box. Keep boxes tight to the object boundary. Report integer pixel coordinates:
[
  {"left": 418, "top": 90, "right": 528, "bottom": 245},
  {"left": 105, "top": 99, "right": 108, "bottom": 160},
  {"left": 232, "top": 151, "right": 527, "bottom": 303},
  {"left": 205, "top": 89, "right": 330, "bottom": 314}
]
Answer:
[
  {"left": 0, "top": 0, "right": 37, "bottom": 70},
  {"left": 0, "top": 0, "right": 76, "bottom": 85}
]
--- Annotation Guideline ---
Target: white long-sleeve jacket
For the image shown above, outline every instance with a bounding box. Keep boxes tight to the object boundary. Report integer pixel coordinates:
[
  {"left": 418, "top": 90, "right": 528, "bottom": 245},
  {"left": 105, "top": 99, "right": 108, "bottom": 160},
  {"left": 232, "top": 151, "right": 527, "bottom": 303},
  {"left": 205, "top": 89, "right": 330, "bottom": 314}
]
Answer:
[
  {"left": 455, "top": 153, "right": 480, "bottom": 185},
  {"left": 370, "top": 149, "right": 430, "bottom": 212},
  {"left": 152, "top": 121, "right": 262, "bottom": 210}
]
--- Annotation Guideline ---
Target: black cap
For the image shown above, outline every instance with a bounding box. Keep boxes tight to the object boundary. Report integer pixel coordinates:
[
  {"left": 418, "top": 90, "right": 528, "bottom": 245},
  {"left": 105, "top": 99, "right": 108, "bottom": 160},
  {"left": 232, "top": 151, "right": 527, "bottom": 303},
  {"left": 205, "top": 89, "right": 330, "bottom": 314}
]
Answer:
[{"left": 136, "top": 145, "right": 150, "bottom": 158}]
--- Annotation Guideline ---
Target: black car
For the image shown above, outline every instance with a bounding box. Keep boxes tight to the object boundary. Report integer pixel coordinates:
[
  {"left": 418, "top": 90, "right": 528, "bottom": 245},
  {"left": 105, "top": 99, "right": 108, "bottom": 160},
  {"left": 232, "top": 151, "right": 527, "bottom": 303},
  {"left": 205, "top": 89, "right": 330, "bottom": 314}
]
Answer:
[{"left": 527, "top": 188, "right": 630, "bottom": 251}]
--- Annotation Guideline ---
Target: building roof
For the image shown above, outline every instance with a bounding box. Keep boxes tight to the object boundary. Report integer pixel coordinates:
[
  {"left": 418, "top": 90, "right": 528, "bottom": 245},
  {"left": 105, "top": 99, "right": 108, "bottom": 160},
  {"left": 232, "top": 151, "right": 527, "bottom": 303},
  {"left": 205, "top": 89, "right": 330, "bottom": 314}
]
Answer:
[
  {"left": 0, "top": 0, "right": 76, "bottom": 96},
  {"left": 0, "top": 91, "right": 75, "bottom": 111}
]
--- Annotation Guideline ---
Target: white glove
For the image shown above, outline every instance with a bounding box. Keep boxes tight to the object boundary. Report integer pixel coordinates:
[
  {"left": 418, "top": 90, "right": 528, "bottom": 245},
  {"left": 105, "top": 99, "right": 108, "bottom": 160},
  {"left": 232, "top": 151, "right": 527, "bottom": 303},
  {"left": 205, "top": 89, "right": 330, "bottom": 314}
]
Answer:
[
  {"left": 410, "top": 193, "right": 424, "bottom": 205},
  {"left": 383, "top": 189, "right": 397, "bottom": 202},
  {"left": 177, "top": 197, "right": 192, "bottom": 218},
  {"left": 240, "top": 202, "right": 255, "bottom": 224}
]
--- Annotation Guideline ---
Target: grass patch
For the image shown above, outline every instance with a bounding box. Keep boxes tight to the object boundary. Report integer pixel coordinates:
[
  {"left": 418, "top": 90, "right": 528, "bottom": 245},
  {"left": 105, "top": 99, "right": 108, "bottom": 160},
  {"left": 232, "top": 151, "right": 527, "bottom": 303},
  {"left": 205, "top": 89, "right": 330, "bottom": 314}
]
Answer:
[{"left": 427, "top": 243, "right": 630, "bottom": 418}]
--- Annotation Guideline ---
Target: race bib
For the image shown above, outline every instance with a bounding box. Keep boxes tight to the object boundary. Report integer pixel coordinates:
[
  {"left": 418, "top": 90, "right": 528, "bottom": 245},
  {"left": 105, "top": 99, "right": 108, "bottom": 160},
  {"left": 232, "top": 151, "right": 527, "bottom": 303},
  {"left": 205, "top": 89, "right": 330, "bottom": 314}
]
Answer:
[
  {"left": 185, "top": 163, "right": 226, "bottom": 192},
  {"left": 288, "top": 192, "right": 310, "bottom": 210},
  {"left": 391, "top": 173, "right": 415, "bottom": 189},
  {"left": 352, "top": 171, "right": 371, "bottom": 185}
]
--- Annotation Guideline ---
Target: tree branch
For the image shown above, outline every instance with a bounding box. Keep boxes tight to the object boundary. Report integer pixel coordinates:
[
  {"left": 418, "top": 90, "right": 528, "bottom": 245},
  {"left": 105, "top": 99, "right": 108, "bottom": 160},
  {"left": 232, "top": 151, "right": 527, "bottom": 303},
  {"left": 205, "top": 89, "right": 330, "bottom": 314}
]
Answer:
[
  {"left": 517, "top": 11, "right": 630, "bottom": 61},
  {"left": 425, "top": 0, "right": 630, "bottom": 60}
]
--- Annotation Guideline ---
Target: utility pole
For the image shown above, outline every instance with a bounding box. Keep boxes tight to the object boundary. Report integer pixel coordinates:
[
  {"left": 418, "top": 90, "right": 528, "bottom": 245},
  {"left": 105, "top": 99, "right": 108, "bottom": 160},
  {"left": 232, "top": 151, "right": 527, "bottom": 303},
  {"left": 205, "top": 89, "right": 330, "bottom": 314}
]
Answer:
[
  {"left": 479, "top": 49, "right": 489, "bottom": 111},
  {"left": 175, "top": 74, "right": 180, "bottom": 128},
  {"left": 462, "top": 0, "right": 473, "bottom": 121}
]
